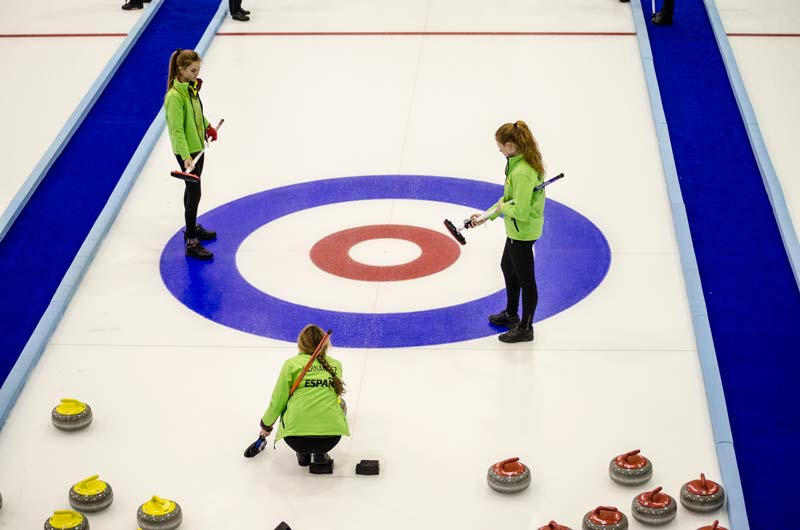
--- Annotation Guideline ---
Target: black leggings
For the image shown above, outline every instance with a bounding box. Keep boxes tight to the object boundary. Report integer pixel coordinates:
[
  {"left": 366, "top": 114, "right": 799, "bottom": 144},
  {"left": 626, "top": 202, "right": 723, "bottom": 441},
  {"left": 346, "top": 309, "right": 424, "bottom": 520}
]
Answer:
[
  {"left": 175, "top": 153, "right": 204, "bottom": 240},
  {"left": 500, "top": 237, "right": 538, "bottom": 328},
  {"left": 284, "top": 436, "right": 341, "bottom": 456}
]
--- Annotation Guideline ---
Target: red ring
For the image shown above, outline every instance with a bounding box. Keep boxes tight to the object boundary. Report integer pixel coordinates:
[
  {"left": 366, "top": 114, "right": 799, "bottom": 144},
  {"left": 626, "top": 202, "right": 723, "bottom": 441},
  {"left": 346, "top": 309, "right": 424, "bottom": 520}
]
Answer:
[{"left": 309, "top": 224, "right": 461, "bottom": 282}]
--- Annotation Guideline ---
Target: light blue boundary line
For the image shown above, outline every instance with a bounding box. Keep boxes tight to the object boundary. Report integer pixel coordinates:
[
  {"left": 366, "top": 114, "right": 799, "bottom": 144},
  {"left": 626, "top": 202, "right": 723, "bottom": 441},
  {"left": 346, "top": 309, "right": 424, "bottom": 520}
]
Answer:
[
  {"left": 0, "top": 0, "right": 165, "bottom": 243},
  {"left": 629, "top": 1, "right": 749, "bottom": 529},
  {"left": 0, "top": 1, "right": 229, "bottom": 430},
  {"left": 703, "top": 0, "right": 800, "bottom": 290}
]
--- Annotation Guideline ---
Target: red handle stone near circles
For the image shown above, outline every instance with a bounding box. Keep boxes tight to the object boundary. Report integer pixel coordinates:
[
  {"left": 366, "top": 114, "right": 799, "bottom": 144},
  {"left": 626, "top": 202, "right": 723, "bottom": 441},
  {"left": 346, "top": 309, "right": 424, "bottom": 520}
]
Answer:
[
  {"left": 615, "top": 449, "right": 647, "bottom": 469},
  {"left": 698, "top": 521, "right": 727, "bottom": 530},
  {"left": 638, "top": 486, "right": 672, "bottom": 508},
  {"left": 687, "top": 473, "right": 720, "bottom": 495},
  {"left": 589, "top": 506, "right": 622, "bottom": 525},
  {"left": 493, "top": 457, "right": 526, "bottom": 476}
]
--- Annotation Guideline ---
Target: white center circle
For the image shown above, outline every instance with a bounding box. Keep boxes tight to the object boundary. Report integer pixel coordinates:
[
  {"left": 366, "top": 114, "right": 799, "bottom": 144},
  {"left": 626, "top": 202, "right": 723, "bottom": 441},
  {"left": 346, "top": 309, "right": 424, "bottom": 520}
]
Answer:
[
  {"left": 236, "top": 199, "right": 506, "bottom": 313},
  {"left": 347, "top": 238, "right": 422, "bottom": 266}
]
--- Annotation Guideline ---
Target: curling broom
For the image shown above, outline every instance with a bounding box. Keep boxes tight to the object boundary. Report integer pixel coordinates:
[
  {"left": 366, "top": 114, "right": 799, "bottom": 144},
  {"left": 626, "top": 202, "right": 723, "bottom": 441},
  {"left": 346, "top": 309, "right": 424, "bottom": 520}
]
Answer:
[
  {"left": 443, "top": 172, "right": 564, "bottom": 245},
  {"left": 170, "top": 118, "right": 225, "bottom": 181}
]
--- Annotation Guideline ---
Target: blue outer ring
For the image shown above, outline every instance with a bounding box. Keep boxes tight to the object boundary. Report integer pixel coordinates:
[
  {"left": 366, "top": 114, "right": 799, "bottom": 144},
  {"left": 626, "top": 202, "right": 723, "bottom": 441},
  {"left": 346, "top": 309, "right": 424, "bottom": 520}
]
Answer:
[{"left": 160, "top": 175, "right": 611, "bottom": 347}]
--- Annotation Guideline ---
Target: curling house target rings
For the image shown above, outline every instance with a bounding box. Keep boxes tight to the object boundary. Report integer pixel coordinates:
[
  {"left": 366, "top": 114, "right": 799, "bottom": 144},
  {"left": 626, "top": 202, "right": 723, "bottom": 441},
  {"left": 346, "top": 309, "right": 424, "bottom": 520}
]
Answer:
[{"left": 159, "top": 175, "right": 611, "bottom": 347}]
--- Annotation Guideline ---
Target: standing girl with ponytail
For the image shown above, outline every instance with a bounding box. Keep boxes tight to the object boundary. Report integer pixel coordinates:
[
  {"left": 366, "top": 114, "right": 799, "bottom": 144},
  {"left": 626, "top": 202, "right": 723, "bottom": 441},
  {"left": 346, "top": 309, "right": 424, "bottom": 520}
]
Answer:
[
  {"left": 470, "top": 120, "right": 546, "bottom": 343},
  {"left": 259, "top": 325, "right": 350, "bottom": 470},
  {"left": 164, "top": 49, "right": 219, "bottom": 260}
]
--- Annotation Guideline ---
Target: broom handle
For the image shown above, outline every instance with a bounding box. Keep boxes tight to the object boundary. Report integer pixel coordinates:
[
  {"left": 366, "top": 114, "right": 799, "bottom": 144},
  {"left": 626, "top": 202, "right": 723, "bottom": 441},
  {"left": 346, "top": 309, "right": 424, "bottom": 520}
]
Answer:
[
  {"left": 289, "top": 329, "right": 333, "bottom": 396},
  {"left": 186, "top": 119, "right": 225, "bottom": 168}
]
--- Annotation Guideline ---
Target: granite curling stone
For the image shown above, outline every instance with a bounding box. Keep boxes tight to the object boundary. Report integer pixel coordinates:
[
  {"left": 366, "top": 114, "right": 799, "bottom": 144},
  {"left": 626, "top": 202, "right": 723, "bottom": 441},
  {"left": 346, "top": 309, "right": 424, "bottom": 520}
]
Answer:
[
  {"left": 631, "top": 486, "right": 677, "bottom": 525},
  {"left": 609, "top": 449, "right": 652, "bottom": 486},
  {"left": 51, "top": 399, "right": 93, "bottom": 431},
  {"left": 69, "top": 475, "right": 113, "bottom": 513},
  {"left": 137, "top": 496, "right": 182, "bottom": 530},
  {"left": 582, "top": 506, "right": 628, "bottom": 530},
  {"left": 697, "top": 521, "right": 728, "bottom": 530},
  {"left": 44, "top": 509, "right": 89, "bottom": 530},
  {"left": 538, "top": 521, "right": 573, "bottom": 530},
  {"left": 486, "top": 457, "right": 531, "bottom": 493},
  {"left": 680, "top": 474, "right": 725, "bottom": 513}
]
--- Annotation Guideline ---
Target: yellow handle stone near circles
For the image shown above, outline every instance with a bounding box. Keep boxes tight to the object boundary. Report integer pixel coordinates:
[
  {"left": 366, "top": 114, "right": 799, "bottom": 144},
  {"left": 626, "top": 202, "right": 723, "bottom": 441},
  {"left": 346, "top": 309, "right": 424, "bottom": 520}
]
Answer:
[
  {"left": 55, "top": 398, "right": 87, "bottom": 415},
  {"left": 141, "top": 495, "right": 177, "bottom": 515},
  {"left": 48, "top": 510, "right": 85, "bottom": 528},
  {"left": 73, "top": 474, "right": 107, "bottom": 495}
]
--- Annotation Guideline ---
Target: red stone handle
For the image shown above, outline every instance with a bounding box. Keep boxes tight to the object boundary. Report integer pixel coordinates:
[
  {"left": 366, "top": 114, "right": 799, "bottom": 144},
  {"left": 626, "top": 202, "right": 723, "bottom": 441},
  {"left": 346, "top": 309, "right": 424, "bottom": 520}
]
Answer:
[
  {"left": 500, "top": 457, "right": 520, "bottom": 468},
  {"left": 594, "top": 506, "right": 618, "bottom": 516}
]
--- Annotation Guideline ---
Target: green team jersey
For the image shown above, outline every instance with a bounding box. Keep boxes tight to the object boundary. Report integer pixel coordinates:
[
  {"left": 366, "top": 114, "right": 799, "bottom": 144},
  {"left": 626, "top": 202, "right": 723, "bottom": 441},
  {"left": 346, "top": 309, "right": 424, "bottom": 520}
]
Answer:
[
  {"left": 488, "top": 154, "right": 545, "bottom": 241},
  {"left": 261, "top": 354, "right": 350, "bottom": 442},
  {"left": 164, "top": 80, "right": 209, "bottom": 160}
]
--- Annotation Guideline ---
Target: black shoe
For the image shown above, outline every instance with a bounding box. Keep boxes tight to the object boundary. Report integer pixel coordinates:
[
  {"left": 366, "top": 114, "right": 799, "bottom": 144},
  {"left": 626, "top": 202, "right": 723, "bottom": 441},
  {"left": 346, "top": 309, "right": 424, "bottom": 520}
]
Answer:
[
  {"left": 232, "top": 12, "right": 250, "bottom": 21},
  {"left": 488, "top": 310, "right": 520, "bottom": 328},
  {"left": 238, "top": 8, "right": 250, "bottom": 15},
  {"left": 186, "top": 240, "right": 213, "bottom": 260},
  {"left": 310, "top": 453, "right": 334, "bottom": 474},
  {"left": 296, "top": 452, "right": 311, "bottom": 467},
  {"left": 651, "top": 12, "right": 672, "bottom": 25},
  {"left": 498, "top": 325, "right": 534, "bottom": 343},
  {"left": 619, "top": 0, "right": 630, "bottom": 2},
  {"left": 121, "top": 1, "right": 143, "bottom": 10},
  {"left": 183, "top": 224, "right": 217, "bottom": 241}
]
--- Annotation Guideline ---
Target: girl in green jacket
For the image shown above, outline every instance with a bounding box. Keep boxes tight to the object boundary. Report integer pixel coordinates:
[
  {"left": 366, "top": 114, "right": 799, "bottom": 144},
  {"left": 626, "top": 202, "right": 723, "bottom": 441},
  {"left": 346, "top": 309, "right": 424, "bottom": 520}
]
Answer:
[
  {"left": 164, "top": 49, "right": 219, "bottom": 260},
  {"left": 259, "top": 325, "right": 350, "bottom": 469},
  {"left": 470, "top": 120, "right": 545, "bottom": 343}
]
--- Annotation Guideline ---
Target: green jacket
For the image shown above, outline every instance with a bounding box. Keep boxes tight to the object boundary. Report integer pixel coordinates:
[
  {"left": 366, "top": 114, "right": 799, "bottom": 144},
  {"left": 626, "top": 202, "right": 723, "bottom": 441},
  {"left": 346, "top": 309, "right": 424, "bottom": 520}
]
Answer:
[
  {"left": 488, "top": 154, "right": 545, "bottom": 240},
  {"left": 261, "top": 354, "right": 350, "bottom": 442},
  {"left": 164, "top": 80, "right": 209, "bottom": 161}
]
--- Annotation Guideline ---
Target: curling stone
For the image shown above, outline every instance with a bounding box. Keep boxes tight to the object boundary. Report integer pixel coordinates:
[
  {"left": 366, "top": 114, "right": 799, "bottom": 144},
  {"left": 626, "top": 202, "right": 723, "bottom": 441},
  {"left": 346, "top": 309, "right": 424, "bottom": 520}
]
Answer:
[
  {"left": 68, "top": 475, "right": 113, "bottom": 513},
  {"left": 51, "top": 399, "right": 93, "bottom": 431},
  {"left": 137, "top": 496, "right": 182, "bottom": 530},
  {"left": 631, "top": 486, "right": 677, "bottom": 525},
  {"left": 697, "top": 521, "right": 728, "bottom": 530},
  {"left": 538, "top": 521, "right": 572, "bottom": 530},
  {"left": 680, "top": 473, "right": 725, "bottom": 513},
  {"left": 44, "top": 510, "right": 89, "bottom": 530},
  {"left": 486, "top": 457, "right": 531, "bottom": 494},
  {"left": 609, "top": 449, "right": 652, "bottom": 486},
  {"left": 582, "top": 506, "right": 628, "bottom": 530},
  {"left": 338, "top": 397, "right": 347, "bottom": 416}
]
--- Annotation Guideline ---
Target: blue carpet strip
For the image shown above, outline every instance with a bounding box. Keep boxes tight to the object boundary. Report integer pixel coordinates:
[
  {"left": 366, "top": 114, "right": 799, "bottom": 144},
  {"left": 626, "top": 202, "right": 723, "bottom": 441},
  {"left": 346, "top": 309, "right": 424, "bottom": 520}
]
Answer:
[
  {"left": 637, "top": 1, "right": 800, "bottom": 528},
  {"left": 0, "top": 0, "right": 224, "bottom": 427}
]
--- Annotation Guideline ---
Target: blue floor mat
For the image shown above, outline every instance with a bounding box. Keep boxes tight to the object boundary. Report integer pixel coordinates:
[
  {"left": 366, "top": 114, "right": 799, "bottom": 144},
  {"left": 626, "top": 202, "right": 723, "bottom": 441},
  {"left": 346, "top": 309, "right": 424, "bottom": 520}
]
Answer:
[{"left": 641, "top": 0, "right": 800, "bottom": 526}]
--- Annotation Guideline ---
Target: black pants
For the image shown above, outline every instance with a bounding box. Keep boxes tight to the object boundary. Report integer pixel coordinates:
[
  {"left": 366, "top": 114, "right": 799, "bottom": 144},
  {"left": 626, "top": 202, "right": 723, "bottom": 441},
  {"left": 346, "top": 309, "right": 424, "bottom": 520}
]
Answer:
[
  {"left": 284, "top": 436, "right": 341, "bottom": 456},
  {"left": 175, "top": 153, "right": 204, "bottom": 240},
  {"left": 229, "top": 0, "right": 242, "bottom": 14},
  {"left": 659, "top": 0, "right": 674, "bottom": 17},
  {"left": 500, "top": 237, "right": 538, "bottom": 329}
]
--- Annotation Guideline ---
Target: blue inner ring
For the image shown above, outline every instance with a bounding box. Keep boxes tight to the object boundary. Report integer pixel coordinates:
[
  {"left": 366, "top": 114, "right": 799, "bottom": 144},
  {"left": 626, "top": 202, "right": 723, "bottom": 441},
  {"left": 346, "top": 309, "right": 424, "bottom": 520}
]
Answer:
[{"left": 160, "top": 175, "right": 611, "bottom": 347}]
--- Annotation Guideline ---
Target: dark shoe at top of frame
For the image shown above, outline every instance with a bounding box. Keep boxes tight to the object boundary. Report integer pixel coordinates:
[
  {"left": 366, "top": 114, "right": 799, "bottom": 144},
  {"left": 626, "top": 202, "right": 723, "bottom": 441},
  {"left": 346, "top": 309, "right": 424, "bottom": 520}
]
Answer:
[
  {"left": 619, "top": 0, "right": 630, "bottom": 2},
  {"left": 185, "top": 240, "right": 213, "bottom": 260},
  {"left": 232, "top": 12, "right": 250, "bottom": 21},
  {"left": 238, "top": 8, "right": 251, "bottom": 15},
  {"left": 121, "top": 1, "right": 143, "bottom": 10},
  {"left": 651, "top": 11, "right": 672, "bottom": 25},
  {"left": 488, "top": 310, "right": 520, "bottom": 328},
  {"left": 498, "top": 325, "right": 534, "bottom": 343},
  {"left": 296, "top": 453, "right": 311, "bottom": 467}
]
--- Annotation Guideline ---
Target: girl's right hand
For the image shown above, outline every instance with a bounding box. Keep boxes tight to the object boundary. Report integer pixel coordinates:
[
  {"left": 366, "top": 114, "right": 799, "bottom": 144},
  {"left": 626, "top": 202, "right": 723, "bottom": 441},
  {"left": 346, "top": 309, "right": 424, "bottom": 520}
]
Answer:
[
  {"left": 183, "top": 159, "right": 194, "bottom": 173},
  {"left": 469, "top": 213, "right": 485, "bottom": 227}
]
